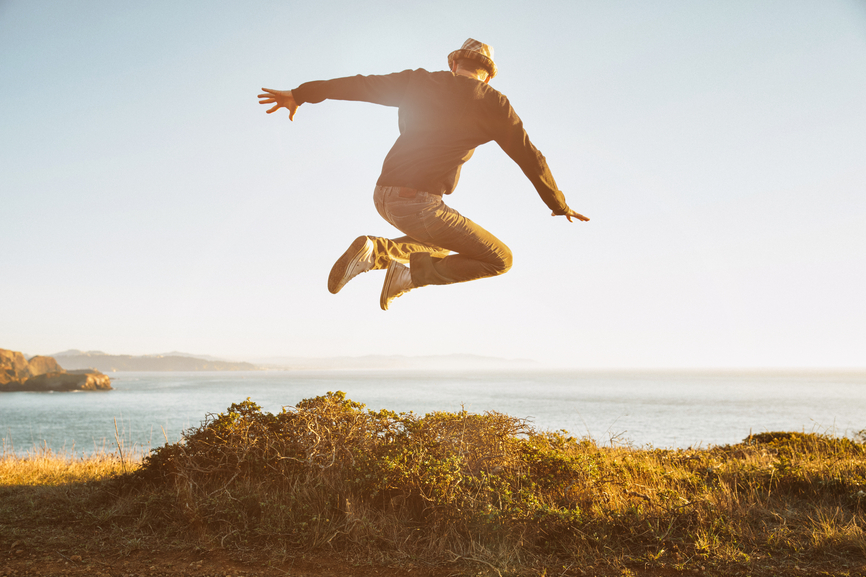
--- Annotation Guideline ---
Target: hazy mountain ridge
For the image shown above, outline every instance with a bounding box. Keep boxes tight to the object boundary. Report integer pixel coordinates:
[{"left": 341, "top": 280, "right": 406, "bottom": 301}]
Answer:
[
  {"left": 51, "top": 352, "right": 259, "bottom": 372},
  {"left": 48, "top": 351, "right": 538, "bottom": 372},
  {"left": 52, "top": 349, "right": 225, "bottom": 361},
  {"left": 50, "top": 349, "right": 108, "bottom": 358},
  {"left": 251, "top": 354, "right": 540, "bottom": 371}
]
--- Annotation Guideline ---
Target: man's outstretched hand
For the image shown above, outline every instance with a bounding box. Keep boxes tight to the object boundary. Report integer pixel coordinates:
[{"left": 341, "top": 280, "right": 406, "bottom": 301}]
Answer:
[
  {"left": 258, "top": 88, "right": 299, "bottom": 120},
  {"left": 554, "top": 208, "right": 590, "bottom": 223}
]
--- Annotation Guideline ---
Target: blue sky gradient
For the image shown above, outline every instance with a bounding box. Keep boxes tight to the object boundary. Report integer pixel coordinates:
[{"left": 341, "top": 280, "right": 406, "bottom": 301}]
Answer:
[{"left": 2, "top": 1, "right": 864, "bottom": 367}]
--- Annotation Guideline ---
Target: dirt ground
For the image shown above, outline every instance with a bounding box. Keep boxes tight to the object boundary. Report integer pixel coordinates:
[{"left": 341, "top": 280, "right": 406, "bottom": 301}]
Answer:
[
  {"left": 5, "top": 547, "right": 861, "bottom": 577},
  {"left": 1, "top": 546, "right": 456, "bottom": 577}
]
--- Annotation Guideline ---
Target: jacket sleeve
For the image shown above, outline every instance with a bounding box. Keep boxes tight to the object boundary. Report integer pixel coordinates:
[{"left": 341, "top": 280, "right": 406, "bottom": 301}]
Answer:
[
  {"left": 292, "top": 69, "right": 415, "bottom": 108},
  {"left": 489, "top": 96, "right": 571, "bottom": 215}
]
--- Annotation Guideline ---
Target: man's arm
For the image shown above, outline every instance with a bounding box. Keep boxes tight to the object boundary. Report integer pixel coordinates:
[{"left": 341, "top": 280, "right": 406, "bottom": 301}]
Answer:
[
  {"left": 488, "top": 97, "right": 588, "bottom": 223},
  {"left": 258, "top": 70, "right": 415, "bottom": 121},
  {"left": 291, "top": 70, "right": 413, "bottom": 107},
  {"left": 258, "top": 88, "right": 300, "bottom": 120}
]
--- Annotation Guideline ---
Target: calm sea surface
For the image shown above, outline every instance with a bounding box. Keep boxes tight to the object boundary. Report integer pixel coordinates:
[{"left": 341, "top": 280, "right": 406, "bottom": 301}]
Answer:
[{"left": 2, "top": 369, "right": 865, "bottom": 456}]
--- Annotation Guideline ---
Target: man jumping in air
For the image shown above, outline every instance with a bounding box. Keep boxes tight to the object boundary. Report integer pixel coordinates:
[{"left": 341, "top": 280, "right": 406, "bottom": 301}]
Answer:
[{"left": 258, "top": 38, "right": 588, "bottom": 310}]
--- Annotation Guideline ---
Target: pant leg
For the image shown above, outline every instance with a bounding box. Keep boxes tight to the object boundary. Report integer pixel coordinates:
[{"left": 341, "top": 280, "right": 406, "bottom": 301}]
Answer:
[
  {"left": 365, "top": 235, "right": 446, "bottom": 269},
  {"left": 374, "top": 185, "right": 512, "bottom": 287}
]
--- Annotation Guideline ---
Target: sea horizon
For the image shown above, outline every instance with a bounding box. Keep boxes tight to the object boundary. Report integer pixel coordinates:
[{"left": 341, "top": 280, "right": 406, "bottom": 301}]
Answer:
[{"left": 3, "top": 368, "right": 865, "bottom": 456}]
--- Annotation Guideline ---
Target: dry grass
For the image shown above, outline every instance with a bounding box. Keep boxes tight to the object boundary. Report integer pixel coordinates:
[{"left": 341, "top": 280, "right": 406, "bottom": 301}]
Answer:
[
  {"left": 0, "top": 447, "right": 135, "bottom": 486},
  {"left": 3, "top": 393, "right": 866, "bottom": 576}
]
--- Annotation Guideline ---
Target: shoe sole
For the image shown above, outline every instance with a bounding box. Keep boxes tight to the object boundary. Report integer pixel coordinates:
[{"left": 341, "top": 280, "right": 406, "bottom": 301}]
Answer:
[
  {"left": 328, "top": 236, "right": 370, "bottom": 294},
  {"left": 380, "top": 261, "right": 399, "bottom": 311}
]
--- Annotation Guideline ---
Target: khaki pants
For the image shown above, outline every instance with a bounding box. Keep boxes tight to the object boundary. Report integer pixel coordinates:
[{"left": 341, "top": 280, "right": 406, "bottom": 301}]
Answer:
[{"left": 371, "top": 185, "right": 512, "bottom": 287}]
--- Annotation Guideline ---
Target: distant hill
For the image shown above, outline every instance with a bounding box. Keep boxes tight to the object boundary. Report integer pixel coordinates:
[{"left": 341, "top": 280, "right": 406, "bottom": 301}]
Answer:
[
  {"left": 46, "top": 351, "right": 537, "bottom": 372},
  {"left": 50, "top": 349, "right": 107, "bottom": 358},
  {"left": 249, "top": 354, "right": 539, "bottom": 371},
  {"left": 154, "top": 351, "right": 228, "bottom": 362},
  {"left": 50, "top": 351, "right": 259, "bottom": 372}
]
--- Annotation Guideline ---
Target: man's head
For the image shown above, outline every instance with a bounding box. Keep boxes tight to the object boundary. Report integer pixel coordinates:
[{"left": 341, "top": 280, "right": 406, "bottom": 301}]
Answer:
[
  {"left": 448, "top": 38, "right": 497, "bottom": 82},
  {"left": 451, "top": 58, "right": 492, "bottom": 83}
]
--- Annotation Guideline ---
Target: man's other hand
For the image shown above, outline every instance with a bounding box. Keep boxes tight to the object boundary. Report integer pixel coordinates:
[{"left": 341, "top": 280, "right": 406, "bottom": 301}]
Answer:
[
  {"left": 553, "top": 209, "right": 590, "bottom": 223},
  {"left": 258, "top": 88, "right": 299, "bottom": 120}
]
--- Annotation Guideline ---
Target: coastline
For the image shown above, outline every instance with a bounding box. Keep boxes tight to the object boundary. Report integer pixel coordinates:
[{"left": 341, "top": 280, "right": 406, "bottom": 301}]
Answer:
[
  {"left": 3, "top": 396, "right": 864, "bottom": 577},
  {"left": 3, "top": 369, "right": 866, "bottom": 456}
]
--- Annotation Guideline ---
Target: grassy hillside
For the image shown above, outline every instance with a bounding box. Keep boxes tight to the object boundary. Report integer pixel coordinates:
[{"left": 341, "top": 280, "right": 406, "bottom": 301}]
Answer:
[{"left": 2, "top": 392, "right": 865, "bottom": 576}]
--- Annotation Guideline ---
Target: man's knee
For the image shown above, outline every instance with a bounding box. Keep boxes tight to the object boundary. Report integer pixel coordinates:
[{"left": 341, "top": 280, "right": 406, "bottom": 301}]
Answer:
[{"left": 486, "top": 245, "right": 512, "bottom": 276}]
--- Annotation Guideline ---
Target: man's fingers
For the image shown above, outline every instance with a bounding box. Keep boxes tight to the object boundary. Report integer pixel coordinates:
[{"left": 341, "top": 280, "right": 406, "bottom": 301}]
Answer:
[
  {"left": 258, "top": 87, "right": 298, "bottom": 119},
  {"left": 552, "top": 210, "right": 590, "bottom": 222}
]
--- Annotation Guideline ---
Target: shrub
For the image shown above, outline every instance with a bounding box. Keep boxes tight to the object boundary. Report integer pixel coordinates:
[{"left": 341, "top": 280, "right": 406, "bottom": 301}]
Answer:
[{"left": 120, "top": 393, "right": 866, "bottom": 574}]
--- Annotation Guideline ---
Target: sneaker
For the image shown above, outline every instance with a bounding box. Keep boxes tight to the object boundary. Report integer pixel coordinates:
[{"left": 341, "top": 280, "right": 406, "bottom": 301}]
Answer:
[
  {"left": 380, "top": 261, "right": 414, "bottom": 311},
  {"left": 328, "top": 236, "right": 376, "bottom": 294}
]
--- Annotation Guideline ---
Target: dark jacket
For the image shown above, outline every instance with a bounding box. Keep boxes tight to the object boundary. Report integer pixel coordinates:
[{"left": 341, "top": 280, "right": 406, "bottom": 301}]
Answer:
[{"left": 293, "top": 68, "right": 570, "bottom": 214}]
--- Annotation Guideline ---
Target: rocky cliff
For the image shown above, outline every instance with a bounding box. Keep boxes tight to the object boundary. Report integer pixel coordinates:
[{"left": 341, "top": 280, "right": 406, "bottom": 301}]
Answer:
[
  {"left": 27, "top": 355, "right": 64, "bottom": 375},
  {"left": 0, "top": 349, "right": 33, "bottom": 384},
  {"left": 0, "top": 349, "right": 112, "bottom": 392}
]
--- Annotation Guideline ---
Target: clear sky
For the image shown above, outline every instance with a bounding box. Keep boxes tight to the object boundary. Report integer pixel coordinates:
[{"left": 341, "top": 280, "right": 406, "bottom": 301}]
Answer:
[{"left": 1, "top": 0, "right": 864, "bottom": 368}]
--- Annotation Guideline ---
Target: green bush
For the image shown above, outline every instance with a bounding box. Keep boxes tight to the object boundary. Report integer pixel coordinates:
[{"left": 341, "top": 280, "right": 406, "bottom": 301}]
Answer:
[{"left": 121, "top": 392, "right": 866, "bottom": 574}]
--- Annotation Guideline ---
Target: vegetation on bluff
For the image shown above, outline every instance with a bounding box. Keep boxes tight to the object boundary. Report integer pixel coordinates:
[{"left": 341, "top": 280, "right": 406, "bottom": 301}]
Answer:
[{"left": 3, "top": 392, "right": 866, "bottom": 575}]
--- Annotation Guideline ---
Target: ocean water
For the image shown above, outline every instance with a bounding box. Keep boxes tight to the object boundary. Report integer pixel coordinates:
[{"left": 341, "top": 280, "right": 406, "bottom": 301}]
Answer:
[{"left": 2, "top": 369, "right": 865, "bottom": 456}]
